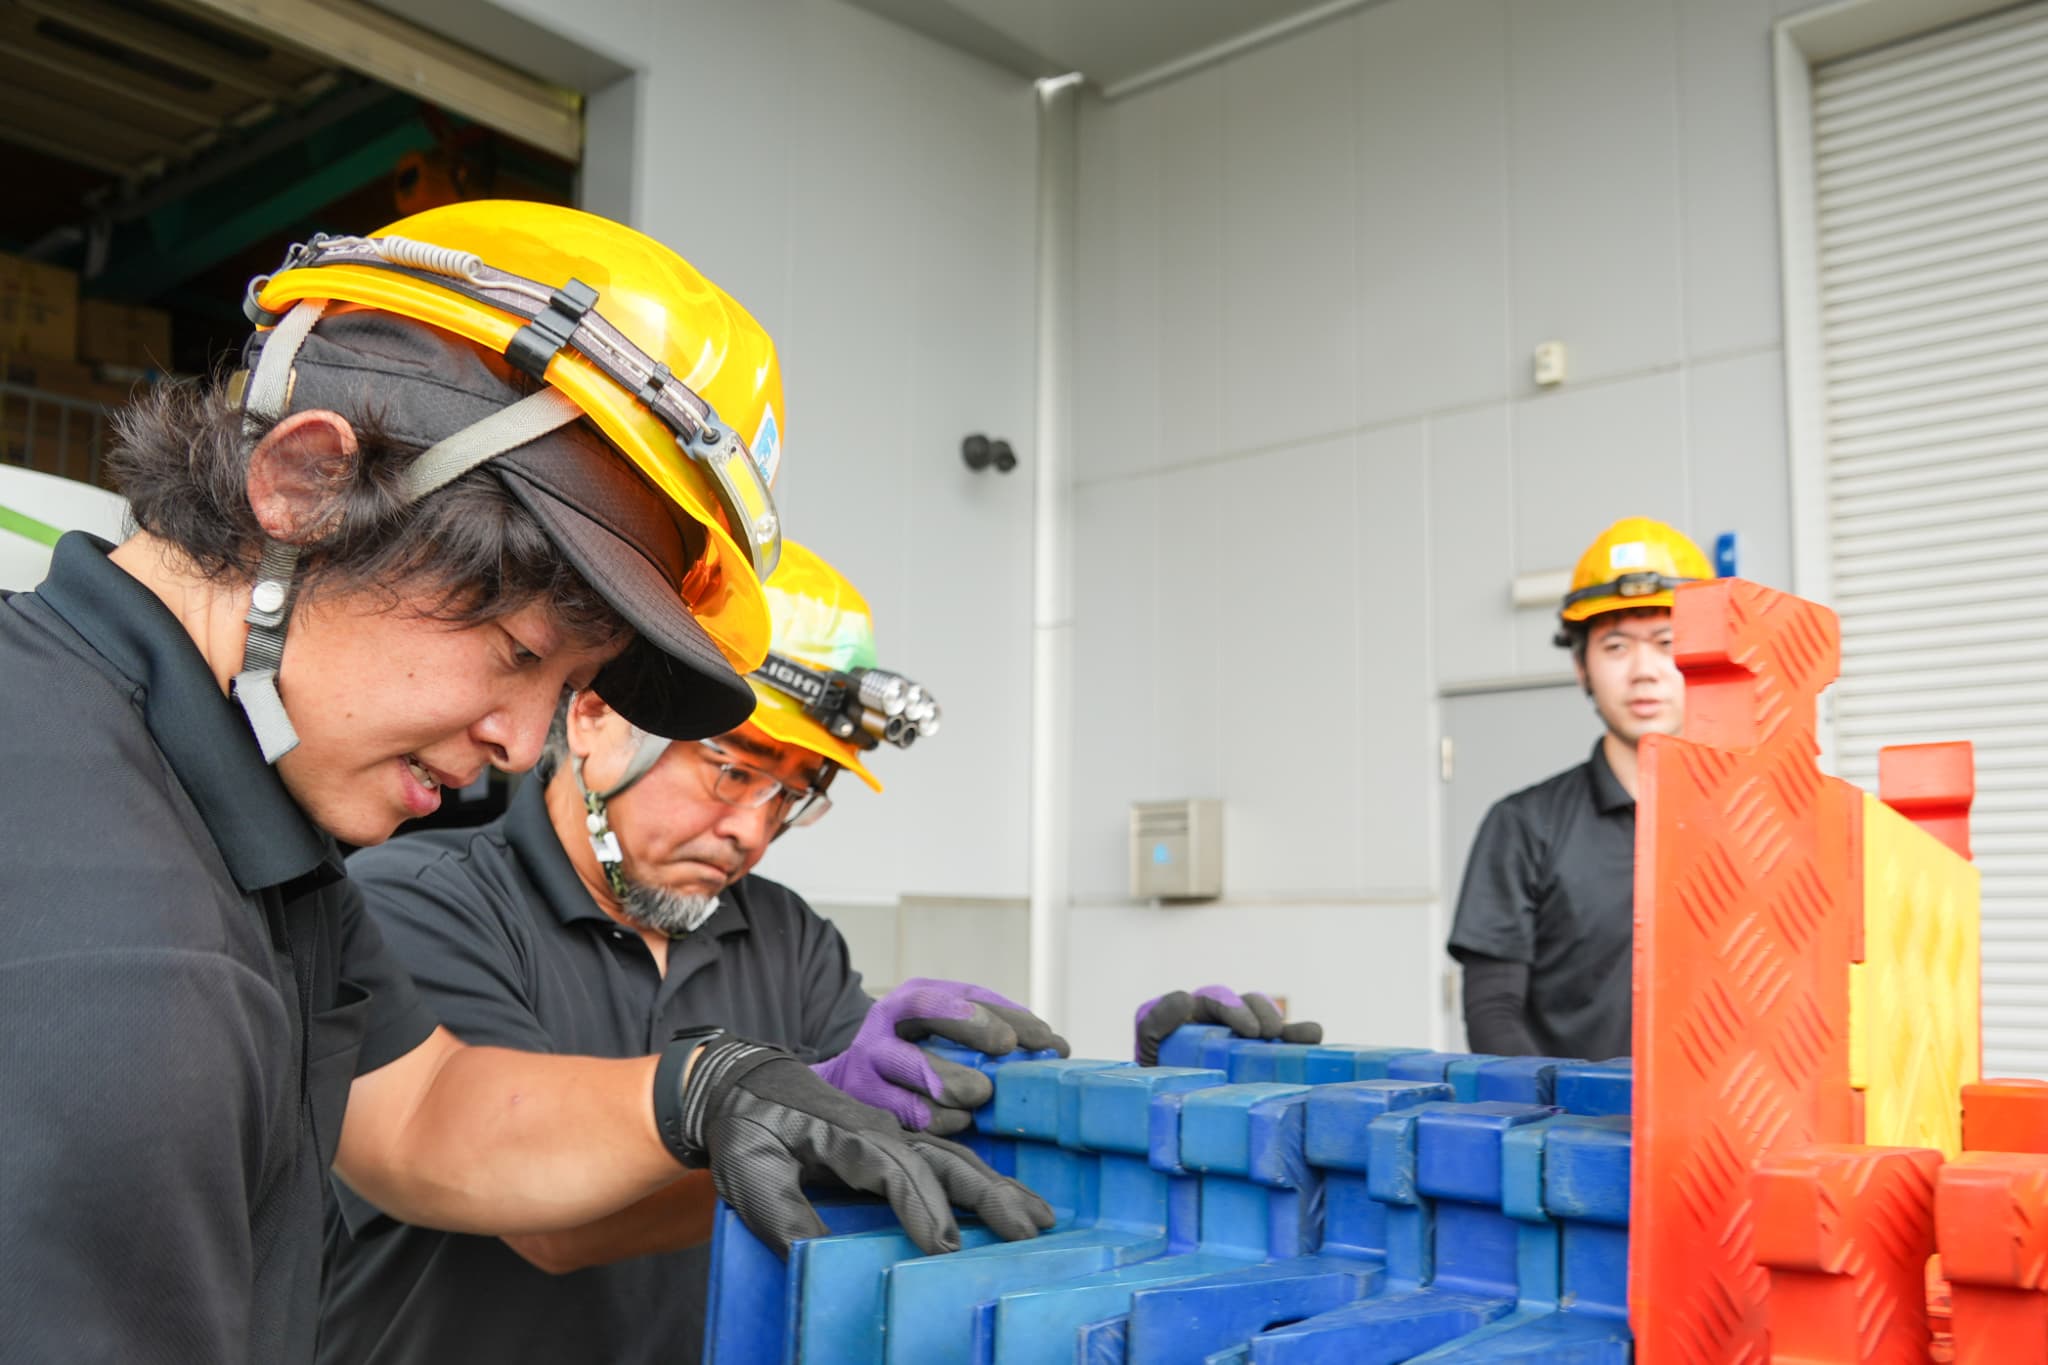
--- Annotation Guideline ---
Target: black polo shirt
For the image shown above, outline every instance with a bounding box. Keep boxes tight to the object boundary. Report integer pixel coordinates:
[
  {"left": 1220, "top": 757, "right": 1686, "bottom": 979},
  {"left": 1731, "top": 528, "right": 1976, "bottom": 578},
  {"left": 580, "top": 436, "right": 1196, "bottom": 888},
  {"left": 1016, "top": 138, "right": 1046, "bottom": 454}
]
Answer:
[
  {"left": 319, "top": 779, "right": 872, "bottom": 1365},
  {"left": 1447, "top": 740, "right": 1636, "bottom": 1061},
  {"left": 0, "top": 533, "right": 437, "bottom": 1364}
]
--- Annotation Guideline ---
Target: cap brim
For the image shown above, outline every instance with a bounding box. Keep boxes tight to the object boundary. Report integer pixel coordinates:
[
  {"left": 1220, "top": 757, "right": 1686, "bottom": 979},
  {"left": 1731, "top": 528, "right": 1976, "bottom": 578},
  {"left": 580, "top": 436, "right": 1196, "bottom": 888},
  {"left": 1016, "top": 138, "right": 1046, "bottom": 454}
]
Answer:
[{"left": 496, "top": 464, "right": 755, "bottom": 739}]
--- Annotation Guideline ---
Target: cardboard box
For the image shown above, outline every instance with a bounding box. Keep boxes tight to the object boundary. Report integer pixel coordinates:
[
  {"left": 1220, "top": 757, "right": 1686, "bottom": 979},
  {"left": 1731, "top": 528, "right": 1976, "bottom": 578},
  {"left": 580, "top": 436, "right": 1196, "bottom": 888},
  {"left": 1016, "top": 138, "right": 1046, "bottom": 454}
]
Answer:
[
  {"left": 79, "top": 299, "right": 174, "bottom": 369},
  {"left": 0, "top": 253, "right": 78, "bottom": 362}
]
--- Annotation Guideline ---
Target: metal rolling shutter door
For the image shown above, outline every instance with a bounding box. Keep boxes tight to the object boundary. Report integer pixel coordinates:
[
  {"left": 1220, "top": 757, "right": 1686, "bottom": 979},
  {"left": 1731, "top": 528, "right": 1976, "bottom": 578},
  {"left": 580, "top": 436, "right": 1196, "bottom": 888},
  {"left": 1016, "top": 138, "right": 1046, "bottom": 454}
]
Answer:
[{"left": 1814, "top": 2, "right": 2048, "bottom": 1075}]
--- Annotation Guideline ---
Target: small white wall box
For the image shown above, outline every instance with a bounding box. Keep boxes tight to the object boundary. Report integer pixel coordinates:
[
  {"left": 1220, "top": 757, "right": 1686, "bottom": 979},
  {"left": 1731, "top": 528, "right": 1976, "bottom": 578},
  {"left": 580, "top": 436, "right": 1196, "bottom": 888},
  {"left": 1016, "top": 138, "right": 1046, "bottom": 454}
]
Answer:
[{"left": 1130, "top": 799, "right": 1224, "bottom": 901}]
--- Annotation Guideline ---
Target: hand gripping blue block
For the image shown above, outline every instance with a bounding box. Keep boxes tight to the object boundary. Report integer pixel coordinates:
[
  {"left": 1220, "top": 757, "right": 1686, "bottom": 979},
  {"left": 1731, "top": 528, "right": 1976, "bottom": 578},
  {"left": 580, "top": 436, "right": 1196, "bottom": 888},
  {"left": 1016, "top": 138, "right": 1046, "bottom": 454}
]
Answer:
[
  {"left": 984, "top": 1084, "right": 1318, "bottom": 1365},
  {"left": 1120, "top": 1081, "right": 1450, "bottom": 1365},
  {"left": 1551, "top": 1060, "right": 1631, "bottom": 1117},
  {"left": 1401, "top": 1116, "right": 1632, "bottom": 1362},
  {"left": 779, "top": 1058, "right": 1123, "bottom": 1365},
  {"left": 882, "top": 1066, "right": 1225, "bottom": 1365},
  {"left": 1244, "top": 1102, "right": 1556, "bottom": 1364},
  {"left": 1158, "top": 1024, "right": 1234, "bottom": 1069}
]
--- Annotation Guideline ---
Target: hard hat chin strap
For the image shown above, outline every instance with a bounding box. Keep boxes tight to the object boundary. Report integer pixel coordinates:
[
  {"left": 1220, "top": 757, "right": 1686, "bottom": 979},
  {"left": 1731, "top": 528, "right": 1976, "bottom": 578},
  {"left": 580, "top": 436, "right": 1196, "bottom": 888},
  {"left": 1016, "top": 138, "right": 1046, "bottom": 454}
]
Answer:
[
  {"left": 227, "top": 300, "right": 584, "bottom": 766},
  {"left": 571, "top": 726, "right": 674, "bottom": 900},
  {"left": 232, "top": 299, "right": 324, "bottom": 764}
]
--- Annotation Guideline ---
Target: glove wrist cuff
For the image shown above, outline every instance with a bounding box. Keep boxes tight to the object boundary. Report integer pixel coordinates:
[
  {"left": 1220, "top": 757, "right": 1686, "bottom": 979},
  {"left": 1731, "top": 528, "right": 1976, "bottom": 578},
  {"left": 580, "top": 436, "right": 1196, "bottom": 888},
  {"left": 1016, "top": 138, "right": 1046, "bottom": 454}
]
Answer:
[{"left": 654, "top": 1026, "right": 729, "bottom": 1167}]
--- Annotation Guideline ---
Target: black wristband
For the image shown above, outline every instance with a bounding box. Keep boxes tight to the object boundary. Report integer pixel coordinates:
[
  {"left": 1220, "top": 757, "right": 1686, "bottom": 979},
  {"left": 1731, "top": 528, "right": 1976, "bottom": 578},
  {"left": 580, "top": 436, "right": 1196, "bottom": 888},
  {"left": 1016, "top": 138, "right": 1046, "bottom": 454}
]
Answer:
[{"left": 653, "top": 1026, "right": 727, "bottom": 1166}]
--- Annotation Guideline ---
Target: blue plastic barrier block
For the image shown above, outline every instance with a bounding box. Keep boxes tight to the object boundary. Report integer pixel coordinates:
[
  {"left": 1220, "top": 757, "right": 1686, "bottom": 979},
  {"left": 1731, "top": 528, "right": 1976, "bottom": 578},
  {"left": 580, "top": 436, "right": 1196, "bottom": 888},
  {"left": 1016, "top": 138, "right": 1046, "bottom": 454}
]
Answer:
[
  {"left": 1400, "top": 1311, "right": 1631, "bottom": 1362},
  {"left": 1472, "top": 1057, "right": 1582, "bottom": 1107},
  {"left": 989, "top": 1059, "right": 1131, "bottom": 1140},
  {"left": 1413, "top": 1103, "right": 1558, "bottom": 1209},
  {"left": 1383, "top": 1051, "right": 1502, "bottom": 1091},
  {"left": 1304, "top": 1081, "right": 1454, "bottom": 1173},
  {"left": 1551, "top": 1061, "right": 1631, "bottom": 1118},
  {"left": 1246, "top": 1291, "right": 1515, "bottom": 1365},
  {"left": 1076, "top": 1314, "right": 1128, "bottom": 1363},
  {"left": 1180, "top": 1085, "right": 1313, "bottom": 1181},
  {"left": 703, "top": 1198, "right": 902, "bottom": 1364},
  {"left": 1229, "top": 1043, "right": 1315, "bottom": 1084},
  {"left": 884, "top": 1067, "right": 1216, "bottom": 1365},
  {"left": 925, "top": 1043, "right": 1065, "bottom": 1135},
  {"left": 1159, "top": 1024, "right": 1234, "bottom": 1069},
  {"left": 1078, "top": 1067, "right": 1227, "bottom": 1155},
  {"left": 1303, "top": 1045, "right": 1430, "bottom": 1084},
  {"left": 1124, "top": 1260, "right": 1382, "bottom": 1364},
  {"left": 1542, "top": 1115, "right": 1629, "bottom": 1228},
  {"left": 790, "top": 1222, "right": 1005, "bottom": 1365}
]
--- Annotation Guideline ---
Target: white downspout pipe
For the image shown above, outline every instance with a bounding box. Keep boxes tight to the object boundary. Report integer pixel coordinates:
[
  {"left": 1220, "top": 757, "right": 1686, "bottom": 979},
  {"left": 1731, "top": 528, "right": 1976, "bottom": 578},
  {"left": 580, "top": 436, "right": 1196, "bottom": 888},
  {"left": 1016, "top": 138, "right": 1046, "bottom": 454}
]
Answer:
[{"left": 1027, "top": 74, "right": 1081, "bottom": 1022}]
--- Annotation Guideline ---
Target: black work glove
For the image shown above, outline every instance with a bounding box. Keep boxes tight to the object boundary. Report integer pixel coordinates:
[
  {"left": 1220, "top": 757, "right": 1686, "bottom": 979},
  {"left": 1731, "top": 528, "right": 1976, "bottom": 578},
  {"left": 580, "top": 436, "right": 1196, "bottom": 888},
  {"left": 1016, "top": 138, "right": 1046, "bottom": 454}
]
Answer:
[
  {"left": 813, "top": 979, "right": 1071, "bottom": 1136},
  {"left": 1134, "top": 986, "right": 1324, "bottom": 1065},
  {"left": 658, "top": 1032, "right": 1055, "bottom": 1257}
]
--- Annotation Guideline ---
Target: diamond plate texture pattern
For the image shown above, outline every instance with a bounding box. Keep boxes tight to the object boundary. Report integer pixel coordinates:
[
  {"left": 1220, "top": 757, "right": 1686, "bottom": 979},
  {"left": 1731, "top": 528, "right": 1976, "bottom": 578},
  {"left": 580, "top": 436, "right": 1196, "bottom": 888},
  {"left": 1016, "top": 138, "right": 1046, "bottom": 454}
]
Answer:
[
  {"left": 1937, "top": 1152, "right": 2048, "bottom": 1363},
  {"left": 1632, "top": 579, "right": 1860, "bottom": 1365},
  {"left": 1752, "top": 1144, "right": 1943, "bottom": 1363},
  {"left": 1852, "top": 791, "right": 1981, "bottom": 1158}
]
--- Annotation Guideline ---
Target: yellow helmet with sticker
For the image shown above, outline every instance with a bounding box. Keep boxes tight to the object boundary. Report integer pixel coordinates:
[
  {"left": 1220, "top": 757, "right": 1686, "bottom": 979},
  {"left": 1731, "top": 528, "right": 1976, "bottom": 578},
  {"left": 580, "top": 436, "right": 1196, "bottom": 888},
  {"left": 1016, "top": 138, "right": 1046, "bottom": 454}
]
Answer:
[
  {"left": 1559, "top": 517, "right": 1714, "bottom": 624},
  {"left": 248, "top": 200, "right": 783, "bottom": 669},
  {"left": 746, "top": 543, "right": 941, "bottom": 793}
]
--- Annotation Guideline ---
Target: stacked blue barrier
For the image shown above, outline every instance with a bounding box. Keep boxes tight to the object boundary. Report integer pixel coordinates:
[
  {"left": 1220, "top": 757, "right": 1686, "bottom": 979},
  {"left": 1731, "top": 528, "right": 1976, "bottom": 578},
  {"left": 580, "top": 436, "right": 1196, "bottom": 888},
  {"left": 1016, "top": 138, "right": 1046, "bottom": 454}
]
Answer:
[{"left": 705, "top": 1027, "right": 1633, "bottom": 1363}]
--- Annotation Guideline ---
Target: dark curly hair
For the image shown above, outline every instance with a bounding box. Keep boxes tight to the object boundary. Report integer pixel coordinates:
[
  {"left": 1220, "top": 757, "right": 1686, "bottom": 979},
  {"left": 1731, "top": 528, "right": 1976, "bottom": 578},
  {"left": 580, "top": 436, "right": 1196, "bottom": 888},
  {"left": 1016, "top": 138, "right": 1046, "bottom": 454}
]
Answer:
[{"left": 106, "top": 373, "right": 628, "bottom": 650}]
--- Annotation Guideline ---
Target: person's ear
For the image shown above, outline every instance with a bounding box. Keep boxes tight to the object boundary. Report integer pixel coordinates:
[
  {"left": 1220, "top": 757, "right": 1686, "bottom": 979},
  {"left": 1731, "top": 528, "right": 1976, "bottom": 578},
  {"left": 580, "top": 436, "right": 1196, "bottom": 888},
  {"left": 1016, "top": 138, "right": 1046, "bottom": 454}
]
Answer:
[
  {"left": 565, "top": 689, "right": 624, "bottom": 761},
  {"left": 245, "top": 410, "right": 360, "bottom": 544}
]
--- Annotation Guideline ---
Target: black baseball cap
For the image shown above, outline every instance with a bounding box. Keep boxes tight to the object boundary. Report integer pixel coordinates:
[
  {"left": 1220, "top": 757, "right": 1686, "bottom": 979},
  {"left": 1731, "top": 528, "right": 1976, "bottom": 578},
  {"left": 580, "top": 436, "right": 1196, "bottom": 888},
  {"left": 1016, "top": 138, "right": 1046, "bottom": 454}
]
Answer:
[{"left": 266, "top": 310, "right": 756, "bottom": 739}]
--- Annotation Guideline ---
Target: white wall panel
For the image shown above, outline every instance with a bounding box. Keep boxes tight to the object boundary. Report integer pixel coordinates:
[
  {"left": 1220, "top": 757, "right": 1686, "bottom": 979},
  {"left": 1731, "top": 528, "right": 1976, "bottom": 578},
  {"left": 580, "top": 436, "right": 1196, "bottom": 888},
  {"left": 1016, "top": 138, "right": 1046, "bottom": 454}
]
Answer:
[
  {"left": 1355, "top": 0, "right": 1512, "bottom": 427},
  {"left": 1215, "top": 437, "right": 1364, "bottom": 896},
  {"left": 1512, "top": 371, "right": 1690, "bottom": 572},
  {"left": 1061, "top": 901, "right": 1437, "bottom": 1060},
  {"left": 1679, "top": 0, "right": 1784, "bottom": 358},
  {"left": 1507, "top": 0, "right": 1684, "bottom": 387},
  {"left": 1074, "top": 92, "right": 1162, "bottom": 485},
  {"left": 1428, "top": 405, "right": 1518, "bottom": 686},
  {"left": 1154, "top": 69, "right": 1229, "bottom": 469},
  {"left": 1152, "top": 462, "right": 1227, "bottom": 802},
  {"left": 1356, "top": 421, "right": 1438, "bottom": 892},
  {"left": 1688, "top": 347, "right": 1793, "bottom": 590},
  {"left": 1070, "top": 477, "right": 1160, "bottom": 900},
  {"left": 1219, "top": 27, "right": 1359, "bottom": 454}
]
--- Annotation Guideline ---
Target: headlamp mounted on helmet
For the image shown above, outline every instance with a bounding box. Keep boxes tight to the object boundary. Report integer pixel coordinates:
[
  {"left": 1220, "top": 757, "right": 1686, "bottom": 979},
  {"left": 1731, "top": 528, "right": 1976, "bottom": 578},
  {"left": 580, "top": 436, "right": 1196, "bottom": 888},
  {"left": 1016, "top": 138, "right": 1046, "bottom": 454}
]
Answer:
[
  {"left": 1560, "top": 570, "right": 1701, "bottom": 612},
  {"left": 755, "top": 653, "right": 940, "bottom": 751},
  {"left": 242, "top": 231, "right": 781, "bottom": 580}
]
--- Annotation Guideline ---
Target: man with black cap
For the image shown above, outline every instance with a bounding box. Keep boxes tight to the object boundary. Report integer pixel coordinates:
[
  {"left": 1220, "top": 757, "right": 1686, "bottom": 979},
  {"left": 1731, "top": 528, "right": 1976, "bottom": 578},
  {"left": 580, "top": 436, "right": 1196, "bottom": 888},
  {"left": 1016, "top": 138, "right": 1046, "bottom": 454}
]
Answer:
[{"left": 0, "top": 203, "right": 1048, "bottom": 1365}]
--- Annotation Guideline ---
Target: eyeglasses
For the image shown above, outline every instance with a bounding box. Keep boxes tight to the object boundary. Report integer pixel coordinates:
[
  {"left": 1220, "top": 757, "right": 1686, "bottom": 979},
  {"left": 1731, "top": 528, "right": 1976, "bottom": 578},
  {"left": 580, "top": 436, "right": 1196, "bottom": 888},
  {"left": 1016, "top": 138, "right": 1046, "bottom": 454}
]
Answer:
[{"left": 695, "top": 740, "right": 833, "bottom": 830}]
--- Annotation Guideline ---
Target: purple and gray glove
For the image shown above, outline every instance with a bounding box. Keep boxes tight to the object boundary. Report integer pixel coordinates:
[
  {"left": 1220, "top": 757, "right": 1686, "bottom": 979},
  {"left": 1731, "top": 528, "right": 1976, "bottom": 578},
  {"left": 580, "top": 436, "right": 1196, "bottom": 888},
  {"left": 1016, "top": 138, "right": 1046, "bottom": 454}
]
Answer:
[
  {"left": 813, "top": 978, "right": 1071, "bottom": 1135},
  {"left": 1134, "top": 985, "right": 1323, "bottom": 1065}
]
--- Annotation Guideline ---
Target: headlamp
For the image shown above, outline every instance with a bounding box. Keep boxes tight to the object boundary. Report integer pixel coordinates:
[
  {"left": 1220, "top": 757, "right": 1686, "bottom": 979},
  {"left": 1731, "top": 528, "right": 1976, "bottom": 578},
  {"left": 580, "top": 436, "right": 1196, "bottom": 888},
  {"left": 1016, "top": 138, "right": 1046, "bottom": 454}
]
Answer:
[{"left": 757, "top": 652, "right": 939, "bottom": 752}]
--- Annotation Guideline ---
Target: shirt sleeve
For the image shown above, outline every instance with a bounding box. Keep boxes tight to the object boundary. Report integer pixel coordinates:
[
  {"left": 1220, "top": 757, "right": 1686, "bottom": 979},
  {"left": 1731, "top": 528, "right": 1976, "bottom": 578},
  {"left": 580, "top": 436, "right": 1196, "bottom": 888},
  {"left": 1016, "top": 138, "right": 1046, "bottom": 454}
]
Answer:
[
  {"left": 333, "top": 843, "right": 548, "bottom": 1238},
  {"left": 1446, "top": 796, "right": 1545, "bottom": 966},
  {"left": 0, "top": 947, "right": 284, "bottom": 1362},
  {"left": 784, "top": 890, "right": 872, "bottom": 1061},
  {"left": 346, "top": 843, "right": 554, "bottom": 1055},
  {"left": 332, "top": 879, "right": 438, "bottom": 1077}
]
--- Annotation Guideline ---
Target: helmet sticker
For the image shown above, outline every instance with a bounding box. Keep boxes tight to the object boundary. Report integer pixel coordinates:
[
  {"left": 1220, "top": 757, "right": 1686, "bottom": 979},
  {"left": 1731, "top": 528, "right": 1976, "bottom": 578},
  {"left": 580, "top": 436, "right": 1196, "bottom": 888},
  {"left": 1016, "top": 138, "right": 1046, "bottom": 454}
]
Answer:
[
  {"left": 752, "top": 403, "right": 782, "bottom": 487},
  {"left": 1609, "top": 540, "right": 1649, "bottom": 570}
]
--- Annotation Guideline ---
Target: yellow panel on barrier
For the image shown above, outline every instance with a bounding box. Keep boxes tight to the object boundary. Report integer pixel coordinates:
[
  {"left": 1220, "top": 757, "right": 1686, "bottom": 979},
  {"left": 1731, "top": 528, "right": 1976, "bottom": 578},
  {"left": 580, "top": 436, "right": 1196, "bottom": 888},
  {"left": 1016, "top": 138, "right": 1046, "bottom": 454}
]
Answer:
[{"left": 1849, "top": 791, "right": 1981, "bottom": 1156}]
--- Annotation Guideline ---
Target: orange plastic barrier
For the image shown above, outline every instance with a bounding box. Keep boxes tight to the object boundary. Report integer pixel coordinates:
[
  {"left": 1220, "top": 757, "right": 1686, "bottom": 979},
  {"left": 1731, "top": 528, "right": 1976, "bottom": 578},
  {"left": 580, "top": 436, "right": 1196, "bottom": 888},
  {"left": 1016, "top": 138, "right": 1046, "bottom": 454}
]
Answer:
[
  {"left": 1936, "top": 1152, "right": 2048, "bottom": 1364},
  {"left": 1878, "top": 742, "right": 1975, "bottom": 862},
  {"left": 1962, "top": 1080, "right": 2048, "bottom": 1156},
  {"left": 1753, "top": 1144, "right": 1942, "bottom": 1363},
  {"left": 1632, "top": 579, "right": 1861, "bottom": 1363}
]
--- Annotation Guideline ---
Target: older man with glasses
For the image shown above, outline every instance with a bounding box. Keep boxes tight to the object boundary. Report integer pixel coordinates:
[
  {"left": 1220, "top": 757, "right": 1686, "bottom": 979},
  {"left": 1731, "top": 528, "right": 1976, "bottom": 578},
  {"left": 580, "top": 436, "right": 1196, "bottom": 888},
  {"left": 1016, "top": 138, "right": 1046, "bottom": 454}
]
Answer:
[{"left": 318, "top": 542, "right": 1062, "bottom": 1365}]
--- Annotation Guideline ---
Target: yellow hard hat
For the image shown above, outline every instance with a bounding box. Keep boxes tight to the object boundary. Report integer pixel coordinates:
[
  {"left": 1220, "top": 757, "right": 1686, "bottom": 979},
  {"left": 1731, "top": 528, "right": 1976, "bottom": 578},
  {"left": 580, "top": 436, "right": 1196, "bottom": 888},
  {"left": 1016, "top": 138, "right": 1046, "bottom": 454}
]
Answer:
[
  {"left": 746, "top": 543, "right": 941, "bottom": 793},
  {"left": 247, "top": 200, "right": 783, "bottom": 670},
  {"left": 1560, "top": 517, "right": 1714, "bottom": 624}
]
